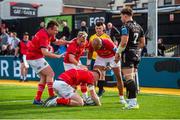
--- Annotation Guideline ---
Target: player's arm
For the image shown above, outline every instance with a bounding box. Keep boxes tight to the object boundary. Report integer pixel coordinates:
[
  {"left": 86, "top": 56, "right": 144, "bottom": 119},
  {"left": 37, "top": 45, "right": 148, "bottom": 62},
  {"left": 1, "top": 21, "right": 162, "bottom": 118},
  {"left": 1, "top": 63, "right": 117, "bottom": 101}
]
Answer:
[
  {"left": 115, "top": 26, "right": 129, "bottom": 62},
  {"left": 86, "top": 41, "right": 94, "bottom": 66},
  {"left": 138, "top": 37, "right": 145, "bottom": 49},
  {"left": 116, "top": 26, "right": 129, "bottom": 54},
  {"left": 69, "top": 54, "right": 79, "bottom": 65},
  {"left": 138, "top": 28, "right": 146, "bottom": 49},
  {"left": 53, "top": 39, "right": 71, "bottom": 46},
  {"left": 88, "top": 85, "right": 101, "bottom": 106},
  {"left": 41, "top": 48, "right": 64, "bottom": 58}
]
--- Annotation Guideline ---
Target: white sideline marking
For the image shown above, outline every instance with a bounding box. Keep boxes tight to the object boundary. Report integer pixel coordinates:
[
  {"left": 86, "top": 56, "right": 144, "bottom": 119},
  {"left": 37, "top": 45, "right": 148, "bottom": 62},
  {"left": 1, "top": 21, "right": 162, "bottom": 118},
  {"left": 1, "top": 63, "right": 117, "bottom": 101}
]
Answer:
[{"left": 0, "top": 100, "right": 32, "bottom": 103}]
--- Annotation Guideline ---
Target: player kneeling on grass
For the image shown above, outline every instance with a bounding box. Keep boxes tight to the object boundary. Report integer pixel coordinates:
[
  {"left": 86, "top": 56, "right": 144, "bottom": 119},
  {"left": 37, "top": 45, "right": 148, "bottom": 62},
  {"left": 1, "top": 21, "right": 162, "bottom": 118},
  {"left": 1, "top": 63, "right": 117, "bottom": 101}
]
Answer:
[{"left": 43, "top": 69, "right": 101, "bottom": 107}]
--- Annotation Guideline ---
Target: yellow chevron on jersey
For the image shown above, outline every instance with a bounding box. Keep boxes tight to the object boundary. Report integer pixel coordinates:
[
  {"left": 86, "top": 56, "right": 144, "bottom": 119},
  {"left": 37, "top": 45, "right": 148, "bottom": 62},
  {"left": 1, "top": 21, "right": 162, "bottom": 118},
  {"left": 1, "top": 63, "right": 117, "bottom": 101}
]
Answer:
[{"left": 89, "top": 33, "right": 111, "bottom": 59}]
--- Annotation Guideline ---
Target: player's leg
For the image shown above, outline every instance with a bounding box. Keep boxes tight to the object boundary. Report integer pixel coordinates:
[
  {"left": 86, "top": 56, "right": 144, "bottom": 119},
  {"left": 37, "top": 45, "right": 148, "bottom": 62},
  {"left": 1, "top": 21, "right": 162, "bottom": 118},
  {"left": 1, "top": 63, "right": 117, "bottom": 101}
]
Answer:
[
  {"left": 33, "top": 74, "right": 46, "bottom": 105},
  {"left": 94, "top": 65, "right": 106, "bottom": 97},
  {"left": 23, "top": 67, "right": 28, "bottom": 81},
  {"left": 20, "top": 62, "right": 24, "bottom": 82},
  {"left": 134, "top": 68, "right": 140, "bottom": 94},
  {"left": 93, "top": 56, "right": 106, "bottom": 97},
  {"left": 44, "top": 80, "right": 84, "bottom": 107},
  {"left": 122, "top": 67, "right": 139, "bottom": 109},
  {"left": 22, "top": 55, "right": 29, "bottom": 81},
  {"left": 40, "top": 65, "right": 55, "bottom": 98},
  {"left": 110, "top": 57, "right": 126, "bottom": 104}
]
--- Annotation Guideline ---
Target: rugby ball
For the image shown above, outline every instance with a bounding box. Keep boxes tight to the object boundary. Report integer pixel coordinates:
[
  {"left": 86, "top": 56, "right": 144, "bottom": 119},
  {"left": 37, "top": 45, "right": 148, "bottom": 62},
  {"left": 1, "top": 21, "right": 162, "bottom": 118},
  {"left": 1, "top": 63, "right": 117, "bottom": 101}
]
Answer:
[{"left": 84, "top": 97, "right": 96, "bottom": 106}]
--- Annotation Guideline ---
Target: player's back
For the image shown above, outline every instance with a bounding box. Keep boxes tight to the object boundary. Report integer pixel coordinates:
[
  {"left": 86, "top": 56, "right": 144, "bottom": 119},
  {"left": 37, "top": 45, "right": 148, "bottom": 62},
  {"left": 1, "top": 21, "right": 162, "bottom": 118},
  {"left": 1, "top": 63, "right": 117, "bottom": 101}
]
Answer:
[
  {"left": 58, "top": 69, "right": 94, "bottom": 86},
  {"left": 123, "top": 21, "right": 144, "bottom": 50}
]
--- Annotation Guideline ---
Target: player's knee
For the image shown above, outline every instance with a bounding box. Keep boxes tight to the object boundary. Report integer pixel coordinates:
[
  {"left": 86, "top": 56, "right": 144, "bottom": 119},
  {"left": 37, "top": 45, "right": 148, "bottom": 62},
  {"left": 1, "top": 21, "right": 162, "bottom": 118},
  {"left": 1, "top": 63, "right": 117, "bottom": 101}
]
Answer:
[
  {"left": 125, "top": 79, "right": 136, "bottom": 92},
  {"left": 48, "top": 71, "right": 55, "bottom": 78}
]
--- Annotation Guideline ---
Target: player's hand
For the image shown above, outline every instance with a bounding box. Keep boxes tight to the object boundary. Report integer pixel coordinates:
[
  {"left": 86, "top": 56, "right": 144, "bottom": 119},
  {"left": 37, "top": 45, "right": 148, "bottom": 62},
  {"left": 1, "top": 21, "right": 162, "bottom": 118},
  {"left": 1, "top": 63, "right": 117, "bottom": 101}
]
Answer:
[
  {"left": 56, "top": 53, "right": 65, "bottom": 58},
  {"left": 114, "top": 53, "right": 121, "bottom": 63},
  {"left": 103, "top": 66, "right": 111, "bottom": 71},
  {"left": 78, "top": 64, "right": 88, "bottom": 70}
]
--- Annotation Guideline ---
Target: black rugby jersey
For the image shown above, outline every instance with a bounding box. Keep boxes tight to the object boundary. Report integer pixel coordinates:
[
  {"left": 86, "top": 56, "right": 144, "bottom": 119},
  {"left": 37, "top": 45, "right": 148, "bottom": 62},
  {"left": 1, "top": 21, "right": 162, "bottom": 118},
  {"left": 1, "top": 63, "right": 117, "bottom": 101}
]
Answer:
[{"left": 121, "top": 20, "right": 144, "bottom": 50}]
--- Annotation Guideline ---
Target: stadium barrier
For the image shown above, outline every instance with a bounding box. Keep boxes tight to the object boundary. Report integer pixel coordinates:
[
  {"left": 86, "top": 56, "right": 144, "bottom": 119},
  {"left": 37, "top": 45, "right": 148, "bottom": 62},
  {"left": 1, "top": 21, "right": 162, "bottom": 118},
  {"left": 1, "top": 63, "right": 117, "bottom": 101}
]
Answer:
[{"left": 0, "top": 56, "right": 179, "bottom": 89}]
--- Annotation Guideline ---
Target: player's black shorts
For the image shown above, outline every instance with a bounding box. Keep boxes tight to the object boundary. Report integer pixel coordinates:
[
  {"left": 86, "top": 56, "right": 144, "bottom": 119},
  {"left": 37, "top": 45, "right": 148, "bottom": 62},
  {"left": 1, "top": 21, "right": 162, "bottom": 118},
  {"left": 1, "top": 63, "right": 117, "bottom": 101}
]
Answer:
[{"left": 121, "top": 49, "right": 141, "bottom": 69}]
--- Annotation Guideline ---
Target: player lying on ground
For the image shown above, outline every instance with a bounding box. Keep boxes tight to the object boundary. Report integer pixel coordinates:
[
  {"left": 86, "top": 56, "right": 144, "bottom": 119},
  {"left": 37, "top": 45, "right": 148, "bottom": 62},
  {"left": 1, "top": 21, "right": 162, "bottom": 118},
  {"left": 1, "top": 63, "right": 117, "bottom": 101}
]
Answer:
[{"left": 43, "top": 69, "right": 101, "bottom": 107}]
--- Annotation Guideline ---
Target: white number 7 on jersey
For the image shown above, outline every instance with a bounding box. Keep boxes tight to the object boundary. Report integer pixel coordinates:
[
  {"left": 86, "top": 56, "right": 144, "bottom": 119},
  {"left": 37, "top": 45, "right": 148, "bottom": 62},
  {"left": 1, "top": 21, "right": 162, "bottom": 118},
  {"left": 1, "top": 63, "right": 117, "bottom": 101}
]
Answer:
[{"left": 133, "top": 33, "right": 139, "bottom": 44}]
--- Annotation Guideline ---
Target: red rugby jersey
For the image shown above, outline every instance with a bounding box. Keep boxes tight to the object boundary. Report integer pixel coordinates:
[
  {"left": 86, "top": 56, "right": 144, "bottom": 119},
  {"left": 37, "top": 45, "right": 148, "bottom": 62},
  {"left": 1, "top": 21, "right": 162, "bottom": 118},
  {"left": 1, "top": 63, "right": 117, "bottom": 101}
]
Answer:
[
  {"left": 58, "top": 69, "right": 94, "bottom": 86},
  {"left": 64, "top": 38, "right": 88, "bottom": 63},
  {"left": 89, "top": 38, "right": 116, "bottom": 58},
  {"left": 26, "top": 29, "right": 56, "bottom": 60}
]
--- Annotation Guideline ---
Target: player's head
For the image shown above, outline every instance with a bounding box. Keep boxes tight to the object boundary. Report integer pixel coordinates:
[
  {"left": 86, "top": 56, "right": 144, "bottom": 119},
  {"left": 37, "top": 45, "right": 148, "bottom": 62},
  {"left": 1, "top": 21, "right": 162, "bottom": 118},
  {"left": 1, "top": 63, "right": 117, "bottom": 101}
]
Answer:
[
  {"left": 120, "top": 7, "right": 133, "bottom": 23},
  {"left": 23, "top": 32, "right": 29, "bottom": 41},
  {"left": 92, "top": 37, "right": 102, "bottom": 51},
  {"left": 107, "top": 22, "right": 113, "bottom": 29},
  {"left": 46, "top": 20, "right": 59, "bottom": 36},
  {"left": 91, "top": 69, "right": 101, "bottom": 84},
  {"left": 95, "top": 22, "right": 104, "bottom": 36},
  {"left": 81, "top": 21, "right": 86, "bottom": 27},
  {"left": 77, "top": 31, "right": 88, "bottom": 46}
]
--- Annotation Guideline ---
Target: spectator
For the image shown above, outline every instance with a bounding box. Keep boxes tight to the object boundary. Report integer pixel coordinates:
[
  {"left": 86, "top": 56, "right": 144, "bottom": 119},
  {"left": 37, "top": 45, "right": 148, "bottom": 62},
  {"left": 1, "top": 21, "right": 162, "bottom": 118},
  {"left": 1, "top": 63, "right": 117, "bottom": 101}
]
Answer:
[
  {"left": 11, "top": 32, "right": 20, "bottom": 49},
  {"left": 15, "top": 32, "right": 30, "bottom": 82},
  {"left": 0, "top": 44, "right": 8, "bottom": 55},
  {"left": 158, "top": 38, "right": 166, "bottom": 56},
  {"left": 61, "top": 21, "right": 70, "bottom": 40},
  {"left": 0, "top": 28, "right": 9, "bottom": 48},
  {"left": 79, "top": 21, "right": 88, "bottom": 34},
  {"left": 7, "top": 32, "right": 14, "bottom": 46},
  {"left": 106, "top": 22, "right": 121, "bottom": 43},
  {"left": 6, "top": 44, "right": 15, "bottom": 55}
]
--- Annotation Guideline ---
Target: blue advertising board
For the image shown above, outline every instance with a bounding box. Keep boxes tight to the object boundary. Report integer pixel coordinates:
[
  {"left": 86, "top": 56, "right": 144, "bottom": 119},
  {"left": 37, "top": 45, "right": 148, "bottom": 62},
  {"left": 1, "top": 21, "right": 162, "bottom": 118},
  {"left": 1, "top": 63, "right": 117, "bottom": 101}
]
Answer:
[{"left": 0, "top": 56, "right": 179, "bottom": 88}]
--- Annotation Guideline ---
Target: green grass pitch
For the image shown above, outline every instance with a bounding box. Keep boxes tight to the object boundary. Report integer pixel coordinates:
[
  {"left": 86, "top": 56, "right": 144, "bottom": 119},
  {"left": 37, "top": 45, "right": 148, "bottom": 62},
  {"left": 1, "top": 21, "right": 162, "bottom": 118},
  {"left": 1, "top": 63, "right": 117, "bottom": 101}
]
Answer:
[{"left": 0, "top": 84, "right": 180, "bottom": 119}]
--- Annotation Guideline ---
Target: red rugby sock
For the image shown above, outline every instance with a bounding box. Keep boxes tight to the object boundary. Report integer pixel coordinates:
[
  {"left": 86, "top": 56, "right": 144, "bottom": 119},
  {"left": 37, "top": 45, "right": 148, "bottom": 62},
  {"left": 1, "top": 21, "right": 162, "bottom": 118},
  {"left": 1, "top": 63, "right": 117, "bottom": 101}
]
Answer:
[
  {"left": 47, "top": 82, "right": 55, "bottom": 97},
  {"left": 35, "top": 83, "right": 45, "bottom": 100},
  {"left": 56, "top": 98, "right": 70, "bottom": 105}
]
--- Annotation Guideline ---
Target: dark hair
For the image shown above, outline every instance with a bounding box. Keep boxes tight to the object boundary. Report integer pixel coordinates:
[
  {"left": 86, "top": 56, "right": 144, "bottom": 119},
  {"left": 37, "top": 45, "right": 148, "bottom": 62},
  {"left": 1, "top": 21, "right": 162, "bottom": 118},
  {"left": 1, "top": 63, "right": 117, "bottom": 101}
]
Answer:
[
  {"left": 23, "top": 32, "right": 29, "bottom": 35},
  {"left": 121, "top": 7, "right": 133, "bottom": 16},
  {"left": 46, "top": 20, "right": 59, "bottom": 29},
  {"left": 96, "top": 21, "right": 104, "bottom": 27}
]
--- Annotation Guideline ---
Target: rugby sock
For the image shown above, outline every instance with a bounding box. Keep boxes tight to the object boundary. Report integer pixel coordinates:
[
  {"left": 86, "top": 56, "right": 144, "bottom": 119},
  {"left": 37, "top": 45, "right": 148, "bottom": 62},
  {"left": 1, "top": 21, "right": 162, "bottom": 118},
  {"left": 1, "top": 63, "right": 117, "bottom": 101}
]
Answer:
[
  {"left": 35, "top": 83, "right": 45, "bottom": 100},
  {"left": 126, "top": 79, "right": 137, "bottom": 99},
  {"left": 119, "top": 95, "right": 125, "bottom": 100},
  {"left": 97, "top": 80, "right": 105, "bottom": 92},
  {"left": 47, "top": 82, "right": 55, "bottom": 97},
  {"left": 56, "top": 98, "right": 70, "bottom": 105}
]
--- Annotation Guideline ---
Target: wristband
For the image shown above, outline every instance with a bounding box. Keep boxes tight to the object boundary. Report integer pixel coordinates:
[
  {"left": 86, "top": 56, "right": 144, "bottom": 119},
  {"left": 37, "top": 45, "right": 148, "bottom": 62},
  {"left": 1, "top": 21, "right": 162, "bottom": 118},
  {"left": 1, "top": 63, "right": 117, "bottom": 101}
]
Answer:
[{"left": 116, "top": 45, "right": 125, "bottom": 54}]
